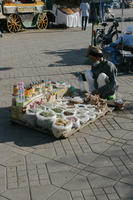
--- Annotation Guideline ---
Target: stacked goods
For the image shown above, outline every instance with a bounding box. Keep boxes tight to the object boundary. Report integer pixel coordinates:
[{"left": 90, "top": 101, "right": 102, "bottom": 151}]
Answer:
[
  {"left": 129, "top": 1, "right": 133, "bottom": 8},
  {"left": 4, "top": 0, "right": 15, "bottom": 3},
  {"left": 54, "top": 0, "right": 80, "bottom": 15},
  {"left": 59, "top": 8, "right": 74, "bottom": 15},
  {"left": 63, "top": 110, "right": 75, "bottom": 117},
  {"left": 64, "top": 116, "right": 80, "bottom": 129},
  {"left": 11, "top": 80, "right": 109, "bottom": 138},
  {"left": 12, "top": 80, "right": 46, "bottom": 107},
  {"left": 11, "top": 80, "right": 70, "bottom": 121},
  {"left": 59, "top": 7, "right": 80, "bottom": 15},
  {"left": 52, "top": 119, "right": 73, "bottom": 138},
  {"left": 12, "top": 80, "right": 70, "bottom": 108},
  {"left": 71, "top": 8, "right": 80, "bottom": 12},
  {"left": 69, "top": 96, "right": 84, "bottom": 104},
  {"left": 36, "top": 110, "right": 56, "bottom": 129},
  {"left": 84, "top": 94, "right": 108, "bottom": 112},
  {"left": 22, "top": 106, "right": 45, "bottom": 127},
  {"left": 22, "top": 109, "right": 37, "bottom": 127}
]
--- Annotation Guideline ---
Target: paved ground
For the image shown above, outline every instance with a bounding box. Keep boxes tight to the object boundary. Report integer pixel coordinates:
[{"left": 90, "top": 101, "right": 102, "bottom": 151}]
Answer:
[{"left": 0, "top": 9, "right": 133, "bottom": 200}]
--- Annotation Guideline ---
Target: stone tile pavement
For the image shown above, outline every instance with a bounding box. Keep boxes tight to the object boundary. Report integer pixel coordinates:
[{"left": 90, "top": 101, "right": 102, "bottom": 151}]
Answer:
[{"left": 0, "top": 19, "right": 133, "bottom": 199}]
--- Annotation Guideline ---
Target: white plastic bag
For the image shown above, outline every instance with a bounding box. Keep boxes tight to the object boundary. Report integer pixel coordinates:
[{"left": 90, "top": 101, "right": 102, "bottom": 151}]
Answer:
[
  {"left": 87, "top": 113, "right": 96, "bottom": 120},
  {"left": 36, "top": 110, "right": 56, "bottom": 130},
  {"left": 62, "top": 109, "right": 76, "bottom": 118},
  {"left": 52, "top": 119, "right": 73, "bottom": 138},
  {"left": 77, "top": 114, "right": 90, "bottom": 124},
  {"left": 22, "top": 109, "right": 37, "bottom": 127},
  {"left": 65, "top": 116, "right": 80, "bottom": 129}
]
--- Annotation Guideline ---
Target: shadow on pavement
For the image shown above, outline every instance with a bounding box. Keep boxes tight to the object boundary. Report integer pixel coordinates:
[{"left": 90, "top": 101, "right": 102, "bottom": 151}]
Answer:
[
  {"left": 0, "top": 67, "right": 13, "bottom": 71},
  {"left": 0, "top": 100, "right": 133, "bottom": 148},
  {"left": 124, "top": 102, "right": 133, "bottom": 112},
  {"left": 0, "top": 107, "right": 56, "bottom": 147},
  {"left": 117, "top": 71, "right": 133, "bottom": 76},
  {"left": 43, "top": 48, "right": 91, "bottom": 67}
]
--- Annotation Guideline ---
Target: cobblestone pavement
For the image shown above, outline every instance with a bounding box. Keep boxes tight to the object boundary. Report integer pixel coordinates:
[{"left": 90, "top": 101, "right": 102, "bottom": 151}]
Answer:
[{"left": 0, "top": 10, "right": 133, "bottom": 200}]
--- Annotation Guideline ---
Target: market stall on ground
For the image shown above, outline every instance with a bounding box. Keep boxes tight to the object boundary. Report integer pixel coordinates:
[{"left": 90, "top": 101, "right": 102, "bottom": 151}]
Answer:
[
  {"left": 0, "top": 0, "right": 56, "bottom": 32},
  {"left": 49, "top": 0, "right": 82, "bottom": 27},
  {"left": 10, "top": 79, "right": 124, "bottom": 139},
  {"left": 52, "top": 5, "right": 81, "bottom": 28}
]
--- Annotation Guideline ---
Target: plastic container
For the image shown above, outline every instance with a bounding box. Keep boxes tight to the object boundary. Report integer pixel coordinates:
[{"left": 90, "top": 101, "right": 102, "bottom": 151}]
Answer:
[
  {"left": 75, "top": 104, "right": 87, "bottom": 113},
  {"left": 17, "top": 82, "right": 25, "bottom": 103},
  {"left": 55, "top": 81, "right": 66, "bottom": 89},
  {"left": 75, "top": 104, "right": 86, "bottom": 109},
  {"left": 76, "top": 109, "right": 88, "bottom": 116},
  {"left": 65, "top": 116, "right": 80, "bottom": 129},
  {"left": 52, "top": 119, "right": 73, "bottom": 138},
  {"left": 22, "top": 109, "right": 37, "bottom": 127},
  {"left": 70, "top": 96, "right": 84, "bottom": 104},
  {"left": 51, "top": 107, "right": 64, "bottom": 114},
  {"left": 13, "top": 84, "right": 18, "bottom": 96},
  {"left": 62, "top": 109, "right": 75, "bottom": 118},
  {"left": 77, "top": 114, "right": 90, "bottom": 124},
  {"left": 87, "top": 113, "right": 96, "bottom": 120},
  {"left": 36, "top": 110, "right": 56, "bottom": 130}
]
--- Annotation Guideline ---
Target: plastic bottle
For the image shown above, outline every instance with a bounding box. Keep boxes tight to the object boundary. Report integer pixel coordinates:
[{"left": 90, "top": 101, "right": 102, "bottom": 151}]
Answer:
[
  {"left": 115, "top": 92, "right": 124, "bottom": 104},
  {"left": 77, "top": 72, "right": 85, "bottom": 92},
  {"left": 17, "top": 82, "right": 25, "bottom": 103},
  {"left": 21, "top": 82, "right": 25, "bottom": 102},
  {"left": 17, "top": 82, "right": 22, "bottom": 103},
  {"left": 13, "top": 84, "right": 18, "bottom": 96},
  {"left": 47, "top": 79, "right": 53, "bottom": 92},
  {"left": 41, "top": 80, "right": 45, "bottom": 94}
]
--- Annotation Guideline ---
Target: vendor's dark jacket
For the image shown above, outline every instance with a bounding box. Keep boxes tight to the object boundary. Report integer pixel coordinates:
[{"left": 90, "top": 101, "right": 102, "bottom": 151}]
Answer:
[{"left": 91, "top": 59, "right": 118, "bottom": 99}]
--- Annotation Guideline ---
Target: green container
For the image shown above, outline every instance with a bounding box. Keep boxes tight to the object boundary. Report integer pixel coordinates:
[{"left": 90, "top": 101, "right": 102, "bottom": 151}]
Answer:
[{"left": 107, "top": 94, "right": 116, "bottom": 100}]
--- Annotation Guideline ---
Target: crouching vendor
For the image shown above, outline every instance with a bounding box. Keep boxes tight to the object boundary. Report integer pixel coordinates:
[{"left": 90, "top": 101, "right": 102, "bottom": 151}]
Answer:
[{"left": 83, "top": 46, "right": 118, "bottom": 100}]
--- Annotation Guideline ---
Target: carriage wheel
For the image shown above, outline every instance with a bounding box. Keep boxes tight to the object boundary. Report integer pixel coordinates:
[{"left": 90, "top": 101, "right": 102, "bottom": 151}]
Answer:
[
  {"left": 7, "top": 14, "right": 22, "bottom": 33},
  {"left": 37, "top": 12, "right": 48, "bottom": 30}
]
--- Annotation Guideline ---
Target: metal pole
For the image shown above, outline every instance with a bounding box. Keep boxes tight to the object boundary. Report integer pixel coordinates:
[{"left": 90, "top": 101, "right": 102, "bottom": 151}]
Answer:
[
  {"left": 90, "top": 0, "right": 93, "bottom": 45},
  {"left": 121, "top": 0, "right": 124, "bottom": 50},
  {"left": 91, "top": 23, "right": 94, "bottom": 45}
]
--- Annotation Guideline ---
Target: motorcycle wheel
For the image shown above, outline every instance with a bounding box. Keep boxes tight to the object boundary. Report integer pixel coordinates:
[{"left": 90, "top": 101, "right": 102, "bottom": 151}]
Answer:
[{"left": 95, "top": 35, "right": 103, "bottom": 48}]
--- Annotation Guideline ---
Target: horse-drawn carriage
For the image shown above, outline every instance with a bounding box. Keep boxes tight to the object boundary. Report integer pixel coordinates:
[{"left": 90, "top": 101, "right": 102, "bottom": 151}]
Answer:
[{"left": 0, "top": 0, "right": 52, "bottom": 32}]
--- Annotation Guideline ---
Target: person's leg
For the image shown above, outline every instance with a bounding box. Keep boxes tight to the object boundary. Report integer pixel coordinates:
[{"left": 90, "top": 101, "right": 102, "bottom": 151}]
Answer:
[
  {"left": 97, "top": 73, "right": 108, "bottom": 88},
  {"left": 84, "top": 70, "right": 95, "bottom": 92},
  {"left": 84, "top": 16, "right": 88, "bottom": 30},
  {"left": 97, "top": 73, "right": 116, "bottom": 99},
  {"left": 82, "top": 16, "right": 84, "bottom": 30}
]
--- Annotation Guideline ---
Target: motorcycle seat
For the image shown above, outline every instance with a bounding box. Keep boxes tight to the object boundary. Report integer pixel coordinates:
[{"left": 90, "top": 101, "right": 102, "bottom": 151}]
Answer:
[
  {"left": 117, "top": 46, "right": 133, "bottom": 54},
  {"left": 101, "top": 22, "right": 108, "bottom": 27}
]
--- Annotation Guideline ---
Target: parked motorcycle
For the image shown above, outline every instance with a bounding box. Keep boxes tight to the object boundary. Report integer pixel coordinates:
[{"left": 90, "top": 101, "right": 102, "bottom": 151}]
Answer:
[
  {"left": 116, "top": 50, "right": 133, "bottom": 73},
  {"left": 93, "top": 19, "right": 121, "bottom": 48}
]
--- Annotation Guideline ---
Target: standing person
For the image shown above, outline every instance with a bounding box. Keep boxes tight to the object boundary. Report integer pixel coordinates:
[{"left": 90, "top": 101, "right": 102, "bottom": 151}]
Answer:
[
  {"left": 80, "top": 0, "right": 90, "bottom": 31},
  {"left": 82, "top": 46, "right": 118, "bottom": 99},
  {"left": 104, "top": 6, "right": 114, "bottom": 21}
]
